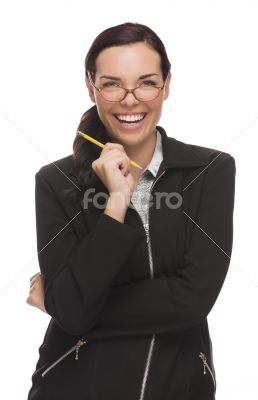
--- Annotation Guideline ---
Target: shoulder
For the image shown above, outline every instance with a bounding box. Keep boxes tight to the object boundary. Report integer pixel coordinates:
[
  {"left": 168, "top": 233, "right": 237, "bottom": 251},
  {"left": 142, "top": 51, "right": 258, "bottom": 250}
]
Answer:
[
  {"left": 37, "top": 154, "right": 74, "bottom": 177},
  {"left": 183, "top": 141, "right": 236, "bottom": 184},
  {"left": 176, "top": 137, "right": 236, "bottom": 171},
  {"left": 187, "top": 141, "right": 235, "bottom": 165},
  {"left": 35, "top": 154, "right": 81, "bottom": 197},
  {"left": 36, "top": 154, "right": 76, "bottom": 185},
  {"left": 182, "top": 141, "right": 236, "bottom": 190},
  {"left": 157, "top": 126, "right": 235, "bottom": 169}
]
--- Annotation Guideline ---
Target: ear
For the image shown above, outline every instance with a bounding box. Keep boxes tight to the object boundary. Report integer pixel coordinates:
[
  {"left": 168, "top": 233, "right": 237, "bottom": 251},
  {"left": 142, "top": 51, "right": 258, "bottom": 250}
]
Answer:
[
  {"left": 85, "top": 76, "right": 96, "bottom": 104},
  {"left": 163, "top": 72, "right": 172, "bottom": 101}
]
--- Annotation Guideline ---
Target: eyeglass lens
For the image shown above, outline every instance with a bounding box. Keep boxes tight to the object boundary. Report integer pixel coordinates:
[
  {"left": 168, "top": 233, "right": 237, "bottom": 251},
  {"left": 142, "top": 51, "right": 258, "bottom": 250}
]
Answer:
[{"left": 101, "top": 85, "right": 161, "bottom": 101}]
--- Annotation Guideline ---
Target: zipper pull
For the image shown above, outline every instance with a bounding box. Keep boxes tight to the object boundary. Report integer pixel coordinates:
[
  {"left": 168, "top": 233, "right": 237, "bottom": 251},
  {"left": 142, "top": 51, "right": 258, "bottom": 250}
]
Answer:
[
  {"left": 199, "top": 352, "right": 207, "bottom": 374},
  {"left": 144, "top": 224, "right": 150, "bottom": 243},
  {"left": 75, "top": 339, "right": 87, "bottom": 360}
]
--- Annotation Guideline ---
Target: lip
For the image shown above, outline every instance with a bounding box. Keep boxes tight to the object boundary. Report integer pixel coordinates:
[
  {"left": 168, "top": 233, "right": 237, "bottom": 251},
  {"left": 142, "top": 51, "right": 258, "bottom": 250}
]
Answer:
[{"left": 113, "top": 112, "right": 146, "bottom": 115}]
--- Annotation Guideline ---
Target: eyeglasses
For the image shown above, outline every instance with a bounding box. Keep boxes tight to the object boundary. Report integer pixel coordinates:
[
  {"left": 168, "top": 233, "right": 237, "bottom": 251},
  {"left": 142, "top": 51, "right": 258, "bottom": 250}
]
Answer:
[{"left": 87, "top": 71, "right": 169, "bottom": 102}]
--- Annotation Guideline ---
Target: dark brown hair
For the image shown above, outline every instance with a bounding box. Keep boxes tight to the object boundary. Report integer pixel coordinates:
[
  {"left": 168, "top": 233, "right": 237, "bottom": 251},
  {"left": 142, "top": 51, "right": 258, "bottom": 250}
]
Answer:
[{"left": 68, "top": 22, "right": 171, "bottom": 202}]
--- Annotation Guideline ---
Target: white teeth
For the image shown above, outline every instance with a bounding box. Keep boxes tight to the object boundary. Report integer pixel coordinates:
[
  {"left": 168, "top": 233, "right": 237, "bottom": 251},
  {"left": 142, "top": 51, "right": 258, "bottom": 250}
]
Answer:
[{"left": 115, "top": 113, "right": 145, "bottom": 122}]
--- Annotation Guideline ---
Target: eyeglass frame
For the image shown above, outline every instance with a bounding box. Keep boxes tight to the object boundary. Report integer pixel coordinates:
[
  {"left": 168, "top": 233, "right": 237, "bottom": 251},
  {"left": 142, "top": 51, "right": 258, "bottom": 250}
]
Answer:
[{"left": 87, "top": 71, "right": 169, "bottom": 102}]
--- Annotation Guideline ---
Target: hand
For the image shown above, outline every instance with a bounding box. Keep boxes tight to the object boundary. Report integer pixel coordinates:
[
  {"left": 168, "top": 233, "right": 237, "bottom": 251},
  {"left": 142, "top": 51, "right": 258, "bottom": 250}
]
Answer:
[
  {"left": 92, "top": 142, "right": 137, "bottom": 201},
  {"left": 26, "top": 272, "right": 47, "bottom": 314}
]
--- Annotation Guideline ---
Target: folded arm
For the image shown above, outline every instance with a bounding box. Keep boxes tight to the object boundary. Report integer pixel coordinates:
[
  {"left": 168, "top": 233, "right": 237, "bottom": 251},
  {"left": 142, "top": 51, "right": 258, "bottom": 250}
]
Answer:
[
  {"left": 84, "top": 154, "right": 236, "bottom": 340},
  {"left": 35, "top": 169, "right": 144, "bottom": 336}
]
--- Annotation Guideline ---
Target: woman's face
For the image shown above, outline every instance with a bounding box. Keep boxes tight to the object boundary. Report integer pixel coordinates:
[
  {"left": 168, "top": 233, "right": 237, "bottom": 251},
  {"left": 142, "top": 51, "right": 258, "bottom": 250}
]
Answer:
[{"left": 86, "top": 42, "right": 171, "bottom": 148}]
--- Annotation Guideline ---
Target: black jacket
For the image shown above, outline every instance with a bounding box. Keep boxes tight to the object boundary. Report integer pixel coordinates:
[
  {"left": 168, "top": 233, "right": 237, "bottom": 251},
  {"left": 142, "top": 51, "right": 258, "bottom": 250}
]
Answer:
[{"left": 28, "top": 126, "right": 236, "bottom": 400}]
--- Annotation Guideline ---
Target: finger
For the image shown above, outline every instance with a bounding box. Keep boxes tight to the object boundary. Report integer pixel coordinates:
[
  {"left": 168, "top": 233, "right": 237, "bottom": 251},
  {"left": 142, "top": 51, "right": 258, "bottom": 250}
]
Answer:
[
  {"left": 30, "top": 276, "right": 38, "bottom": 286},
  {"left": 93, "top": 149, "right": 126, "bottom": 170},
  {"left": 108, "top": 153, "right": 130, "bottom": 175},
  {"left": 29, "top": 272, "right": 41, "bottom": 282},
  {"left": 92, "top": 146, "right": 127, "bottom": 171},
  {"left": 101, "top": 148, "right": 126, "bottom": 162},
  {"left": 118, "top": 155, "right": 130, "bottom": 175},
  {"left": 30, "top": 274, "right": 41, "bottom": 286},
  {"left": 105, "top": 142, "right": 125, "bottom": 150},
  {"left": 100, "top": 142, "right": 125, "bottom": 157},
  {"left": 98, "top": 150, "right": 128, "bottom": 165},
  {"left": 29, "top": 286, "right": 35, "bottom": 295}
]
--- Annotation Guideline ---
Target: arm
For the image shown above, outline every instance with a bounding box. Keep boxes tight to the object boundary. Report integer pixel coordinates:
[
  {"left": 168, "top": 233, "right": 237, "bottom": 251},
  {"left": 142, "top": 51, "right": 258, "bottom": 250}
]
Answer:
[
  {"left": 84, "top": 154, "right": 236, "bottom": 340},
  {"left": 35, "top": 169, "right": 144, "bottom": 336}
]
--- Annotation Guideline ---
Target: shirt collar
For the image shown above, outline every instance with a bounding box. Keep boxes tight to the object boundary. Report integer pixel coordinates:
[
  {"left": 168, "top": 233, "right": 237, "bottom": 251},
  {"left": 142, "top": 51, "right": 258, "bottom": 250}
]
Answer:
[{"left": 142, "top": 128, "right": 163, "bottom": 177}]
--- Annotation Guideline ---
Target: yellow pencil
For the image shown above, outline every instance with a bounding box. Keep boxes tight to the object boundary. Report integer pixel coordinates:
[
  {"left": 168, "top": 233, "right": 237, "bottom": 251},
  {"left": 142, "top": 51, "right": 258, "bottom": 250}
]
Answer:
[{"left": 77, "top": 130, "right": 143, "bottom": 170}]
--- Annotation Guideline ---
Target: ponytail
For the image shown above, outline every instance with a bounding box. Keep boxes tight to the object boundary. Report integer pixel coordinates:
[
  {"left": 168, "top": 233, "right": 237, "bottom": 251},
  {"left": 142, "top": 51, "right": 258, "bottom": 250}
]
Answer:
[{"left": 64, "top": 105, "right": 108, "bottom": 203}]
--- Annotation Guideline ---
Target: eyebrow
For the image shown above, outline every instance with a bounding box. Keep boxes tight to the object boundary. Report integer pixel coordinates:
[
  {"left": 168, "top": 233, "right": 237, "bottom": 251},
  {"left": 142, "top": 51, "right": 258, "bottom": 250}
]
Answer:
[{"left": 99, "top": 73, "right": 159, "bottom": 80}]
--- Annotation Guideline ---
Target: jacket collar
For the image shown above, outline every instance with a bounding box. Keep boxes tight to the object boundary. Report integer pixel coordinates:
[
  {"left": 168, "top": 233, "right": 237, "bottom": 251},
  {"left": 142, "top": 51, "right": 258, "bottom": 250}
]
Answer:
[
  {"left": 157, "top": 126, "right": 207, "bottom": 169},
  {"left": 68, "top": 125, "right": 208, "bottom": 179}
]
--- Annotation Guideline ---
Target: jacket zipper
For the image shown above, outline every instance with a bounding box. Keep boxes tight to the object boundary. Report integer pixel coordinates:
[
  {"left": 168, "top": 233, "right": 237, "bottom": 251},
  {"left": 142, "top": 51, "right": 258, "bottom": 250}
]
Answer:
[
  {"left": 41, "top": 338, "right": 87, "bottom": 378},
  {"left": 130, "top": 169, "right": 167, "bottom": 400},
  {"left": 198, "top": 352, "right": 216, "bottom": 389}
]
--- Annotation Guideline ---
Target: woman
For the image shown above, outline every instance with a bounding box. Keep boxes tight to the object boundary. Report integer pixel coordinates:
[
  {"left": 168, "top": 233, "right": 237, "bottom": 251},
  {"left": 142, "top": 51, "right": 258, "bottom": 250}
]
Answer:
[{"left": 27, "top": 22, "right": 236, "bottom": 400}]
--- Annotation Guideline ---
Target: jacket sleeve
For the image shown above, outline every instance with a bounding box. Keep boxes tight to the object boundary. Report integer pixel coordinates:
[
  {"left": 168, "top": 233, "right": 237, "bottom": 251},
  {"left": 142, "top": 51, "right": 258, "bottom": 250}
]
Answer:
[
  {"left": 84, "top": 154, "right": 236, "bottom": 340},
  {"left": 35, "top": 169, "right": 144, "bottom": 336}
]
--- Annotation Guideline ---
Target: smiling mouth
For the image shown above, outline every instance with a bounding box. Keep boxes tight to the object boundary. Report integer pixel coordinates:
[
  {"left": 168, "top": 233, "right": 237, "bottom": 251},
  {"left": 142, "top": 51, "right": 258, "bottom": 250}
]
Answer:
[{"left": 113, "top": 113, "right": 147, "bottom": 124}]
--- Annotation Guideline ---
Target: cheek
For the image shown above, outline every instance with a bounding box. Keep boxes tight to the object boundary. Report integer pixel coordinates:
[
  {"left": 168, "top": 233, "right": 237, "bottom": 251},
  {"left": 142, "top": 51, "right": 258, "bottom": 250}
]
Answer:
[
  {"left": 147, "top": 97, "right": 163, "bottom": 112},
  {"left": 96, "top": 100, "right": 114, "bottom": 118},
  {"left": 147, "top": 101, "right": 163, "bottom": 119}
]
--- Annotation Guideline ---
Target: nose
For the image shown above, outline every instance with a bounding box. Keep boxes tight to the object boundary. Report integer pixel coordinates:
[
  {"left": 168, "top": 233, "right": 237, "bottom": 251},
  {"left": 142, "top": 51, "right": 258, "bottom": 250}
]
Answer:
[{"left": 120, "top": 91, "right": 139, "bottom": 106}]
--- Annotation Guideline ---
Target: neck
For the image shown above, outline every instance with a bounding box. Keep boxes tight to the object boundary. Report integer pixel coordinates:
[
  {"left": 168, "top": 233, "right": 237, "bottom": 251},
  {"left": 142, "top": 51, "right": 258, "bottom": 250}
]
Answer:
[{"left": 125, "top": 130, "right": 157, "bottom": 180}]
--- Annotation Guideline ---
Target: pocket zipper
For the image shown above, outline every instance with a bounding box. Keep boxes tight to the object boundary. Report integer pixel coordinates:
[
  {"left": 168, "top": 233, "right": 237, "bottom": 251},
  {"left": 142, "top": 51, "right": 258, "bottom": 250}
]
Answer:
[
  {"left": 41, "top": 338, "right": 87, "bottom": 378},
  {"left": 198, "top": 352, "right": 216, "bottom": 389}
]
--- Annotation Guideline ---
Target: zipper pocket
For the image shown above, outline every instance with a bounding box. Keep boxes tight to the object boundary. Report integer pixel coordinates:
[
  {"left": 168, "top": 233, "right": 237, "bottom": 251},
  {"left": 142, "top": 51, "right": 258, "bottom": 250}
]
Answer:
[
  {"left": 41, "top": 338, "right": 87, "bottom": 378},
  {"left": 198, "top": 352, "right": 216, "bottom": 389}
]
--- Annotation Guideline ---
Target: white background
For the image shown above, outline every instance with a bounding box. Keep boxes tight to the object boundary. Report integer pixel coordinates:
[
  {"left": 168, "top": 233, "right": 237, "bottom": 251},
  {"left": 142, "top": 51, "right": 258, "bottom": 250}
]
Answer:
[{"left": 0, "top": 1, "right": 257, "bottom": 398}]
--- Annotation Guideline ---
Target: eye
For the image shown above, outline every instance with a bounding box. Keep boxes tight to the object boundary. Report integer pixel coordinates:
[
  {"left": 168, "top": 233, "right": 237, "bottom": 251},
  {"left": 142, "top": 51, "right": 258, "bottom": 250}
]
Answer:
[
  {"left": 102, "top": 82, "right": 120, "bottom": 88},
  {"left": 141, "top": 80, "right": 157, "bottom": 86}
]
